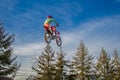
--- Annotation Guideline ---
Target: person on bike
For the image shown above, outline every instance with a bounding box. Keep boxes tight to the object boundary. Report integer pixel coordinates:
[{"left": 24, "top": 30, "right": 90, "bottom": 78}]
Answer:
[{"left": 43, "top": 16, "right": 59, "bottom": 34}]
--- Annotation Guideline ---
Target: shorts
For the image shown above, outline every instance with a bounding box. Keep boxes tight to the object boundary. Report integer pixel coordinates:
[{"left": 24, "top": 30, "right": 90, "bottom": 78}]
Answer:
[{"left": 44, "top": 23, "right": 50, "bottom": 29}]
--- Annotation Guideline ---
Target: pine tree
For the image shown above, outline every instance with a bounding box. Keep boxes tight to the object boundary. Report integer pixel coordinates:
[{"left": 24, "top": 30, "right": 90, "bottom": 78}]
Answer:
[
  {"left": 55, "top": 50, "right": 67, "bottom": 80},
  {"left": 32, "top": 45, "right": 56, "bottom": 80},
  {"left": 111, "top": 49, "right": 120, "bottom": 80},
  {"left": 0, "top": 22, "right": 20, "bottom": 78},
  {"left": 94, "top": 48, "right": 114, "bottom": 80},
  {"left": 72, "top": 41, "right": 93, "bottom": 80}
]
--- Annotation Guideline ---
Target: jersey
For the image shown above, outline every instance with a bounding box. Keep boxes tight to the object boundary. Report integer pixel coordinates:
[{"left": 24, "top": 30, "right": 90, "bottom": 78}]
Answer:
[{"left": 44, "top": 18, "right": 58, "bottom": 26}]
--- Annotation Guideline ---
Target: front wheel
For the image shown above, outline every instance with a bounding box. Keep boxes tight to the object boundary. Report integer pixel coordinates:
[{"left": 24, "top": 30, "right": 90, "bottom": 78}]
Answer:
[
  {"left": 44, "top": 31, "right": 51, "bottom": 44},
  {"left": 56, "top": 36, "right": 62, "bottom": 46}
]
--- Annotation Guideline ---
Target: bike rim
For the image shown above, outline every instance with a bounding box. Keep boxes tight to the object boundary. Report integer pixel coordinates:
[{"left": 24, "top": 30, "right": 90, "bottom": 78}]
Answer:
[
  {"left": 45, "top": 32, "right": 51, "bottom": 43},
  {"left": 56, "top": 37, "right": 62, "bottom": 46}
]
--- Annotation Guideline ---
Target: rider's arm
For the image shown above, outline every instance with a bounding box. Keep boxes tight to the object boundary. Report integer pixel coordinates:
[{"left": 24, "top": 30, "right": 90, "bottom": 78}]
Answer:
[{"left": 50, "top": 18, "right": 59, "bottom": 27}]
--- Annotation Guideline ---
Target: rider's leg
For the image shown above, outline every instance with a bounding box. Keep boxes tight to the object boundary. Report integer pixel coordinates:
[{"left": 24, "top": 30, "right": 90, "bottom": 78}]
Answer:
[
  {"left": 49, "top": 26, "right": 52, "bottom": 33},
  {"left": 44, "top": 23, "right": 52, "bottom": 33}
]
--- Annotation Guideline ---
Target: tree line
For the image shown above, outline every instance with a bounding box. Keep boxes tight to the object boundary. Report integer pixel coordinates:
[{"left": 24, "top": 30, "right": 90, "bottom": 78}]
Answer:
[
  {"left": 26, "top": 42, "right": 120, "bottom": 80},
  {"left": 0, "top": 21, "right": 120, "bottom": 80}
]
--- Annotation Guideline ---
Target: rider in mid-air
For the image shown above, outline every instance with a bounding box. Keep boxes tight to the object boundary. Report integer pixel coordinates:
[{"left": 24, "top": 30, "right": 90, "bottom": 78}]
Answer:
[
  {"left": 43, "top": 16, "right": 59, "bottom": 34},
  {"left": 43, "top": 16, "right": 62, "bottom": 46}
]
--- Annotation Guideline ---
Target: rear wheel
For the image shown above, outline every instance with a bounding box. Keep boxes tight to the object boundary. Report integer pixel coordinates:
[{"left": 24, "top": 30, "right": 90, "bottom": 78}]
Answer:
[
  {"left": 56, "top": 36, "right": 62, "bottom": 46},
  {"left": 44, "top": 31, "right": 51, "bottom": 44}
]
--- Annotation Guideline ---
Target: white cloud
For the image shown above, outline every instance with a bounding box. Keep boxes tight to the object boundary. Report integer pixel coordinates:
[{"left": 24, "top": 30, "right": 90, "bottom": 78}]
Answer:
[
  {"left": 14, "top": 42, "right": 45, "bottom": 56},
  {"left": 13, "top": 15, "right": 120, "bottom": 58},
  {"left": 61, "top": 15, "right": 120, "bottom": 58}
]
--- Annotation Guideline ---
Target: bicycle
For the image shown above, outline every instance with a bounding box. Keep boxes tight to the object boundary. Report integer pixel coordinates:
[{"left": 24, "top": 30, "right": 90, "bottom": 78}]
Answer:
[{"left": 44, "top": 26, "right": 62, "bottom": 47}]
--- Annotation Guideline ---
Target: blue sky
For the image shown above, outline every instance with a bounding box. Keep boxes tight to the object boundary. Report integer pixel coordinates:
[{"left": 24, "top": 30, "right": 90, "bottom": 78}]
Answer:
[{"left": 0, "top": 0, "right": 120, "bottom": 79}]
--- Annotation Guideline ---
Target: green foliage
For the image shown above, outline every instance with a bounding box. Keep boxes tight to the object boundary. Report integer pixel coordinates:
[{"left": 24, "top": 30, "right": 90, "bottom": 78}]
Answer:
[
  {"left": 32, "top": 45, "right": 56, "bottom": 80},
  {"left": 0, "top": 22, "right": 20, "bottom": 77},
  {"left": 94, "top": 48, "right": 114, "bottom": 80},
  {"left": 111, "top": 49, "right": 120, "bottom": 80},
  {"left": 54, "top": 50, "right": 67, "bottom": 80},
  {"left": 72, "top": 41, "right": 93, "bottom": 80}
]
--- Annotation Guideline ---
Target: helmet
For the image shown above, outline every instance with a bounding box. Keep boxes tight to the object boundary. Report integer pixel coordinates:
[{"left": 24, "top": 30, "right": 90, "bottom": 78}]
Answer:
[{"left": 47, "top": 15, "right": 53, "bottom": 18}]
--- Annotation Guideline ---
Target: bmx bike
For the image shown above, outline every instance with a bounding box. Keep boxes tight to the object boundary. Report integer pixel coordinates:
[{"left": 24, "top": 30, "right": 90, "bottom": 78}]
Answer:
[{"left": 44, "top": 26, "right": 62, "bottom": 47}]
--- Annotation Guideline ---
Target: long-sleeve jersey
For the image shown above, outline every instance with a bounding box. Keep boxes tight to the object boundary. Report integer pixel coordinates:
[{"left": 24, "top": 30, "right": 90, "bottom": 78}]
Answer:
[{"left": 44, "top": 18, "right": 58, "bottom": 26}]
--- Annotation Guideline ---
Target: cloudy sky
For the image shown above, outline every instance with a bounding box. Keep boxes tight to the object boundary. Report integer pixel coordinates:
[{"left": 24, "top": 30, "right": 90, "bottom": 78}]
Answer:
[{"left": 0, "top": 0, "right": 120, "bottom": 79}]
